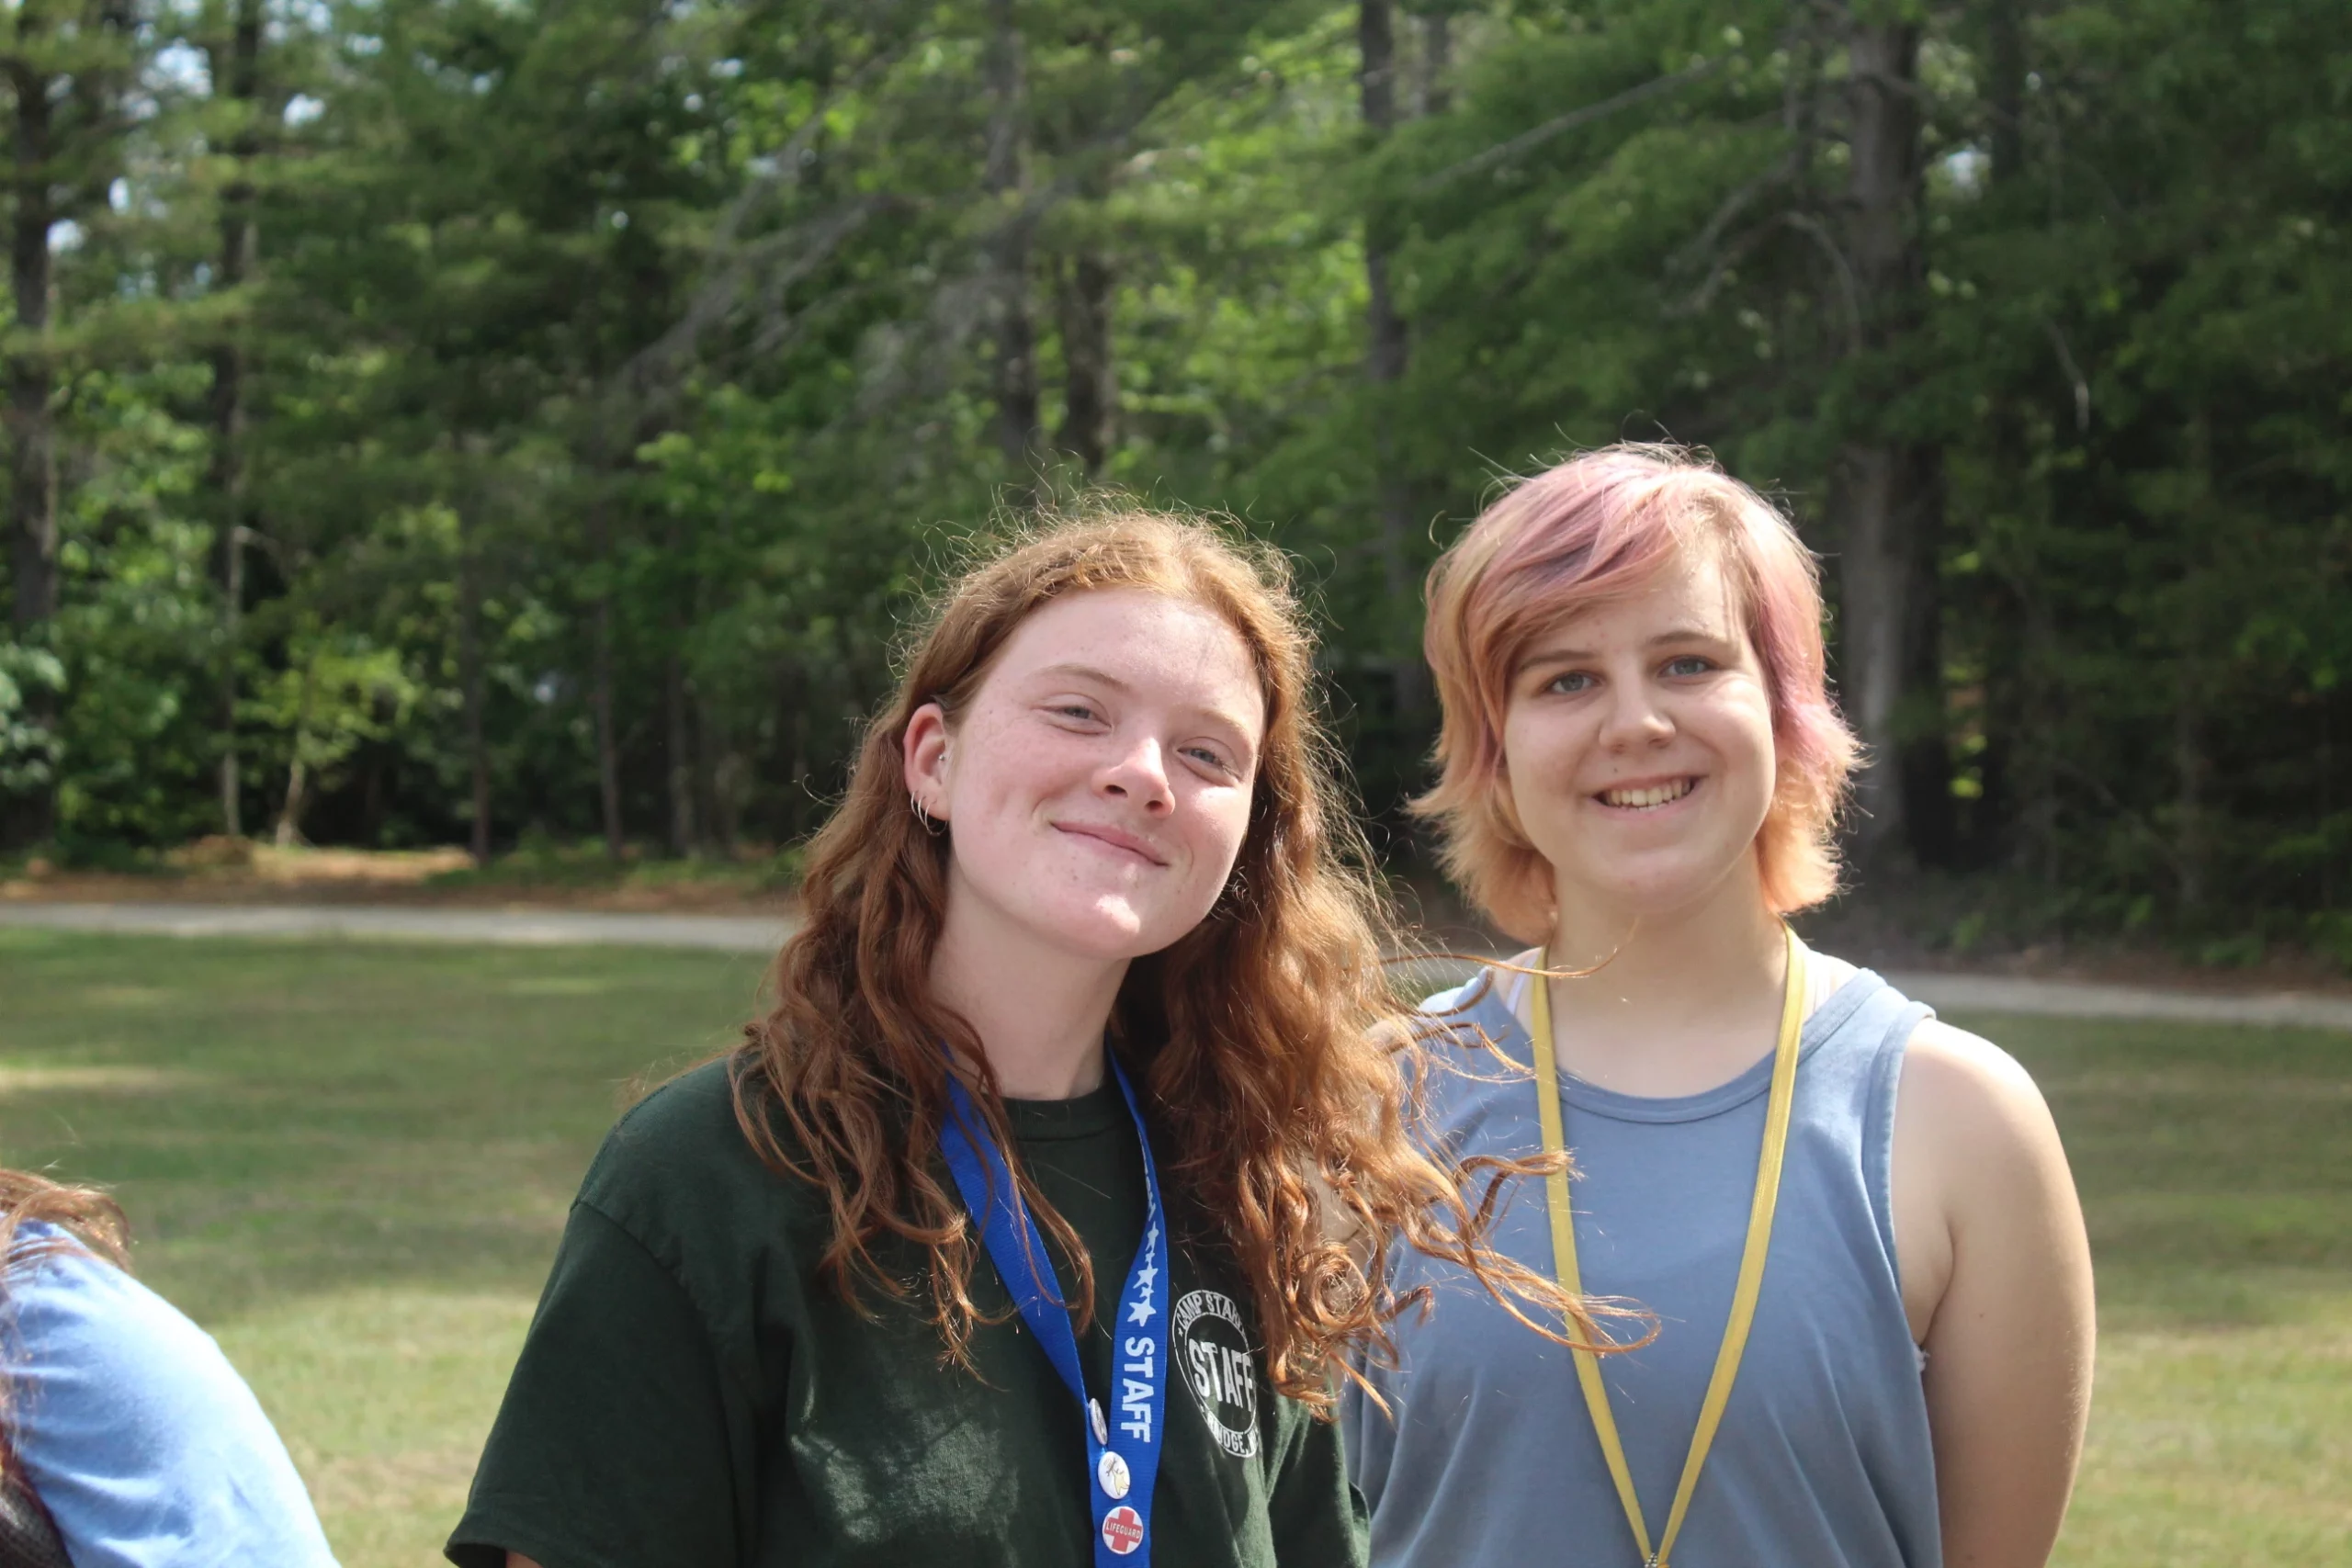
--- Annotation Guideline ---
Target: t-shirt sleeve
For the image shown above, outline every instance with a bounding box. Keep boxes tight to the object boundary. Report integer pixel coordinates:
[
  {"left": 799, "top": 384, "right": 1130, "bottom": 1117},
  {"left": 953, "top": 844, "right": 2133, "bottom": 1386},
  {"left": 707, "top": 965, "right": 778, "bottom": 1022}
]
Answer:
[
  {"left": 2, "top": 1247, "right": 340, "bottom": 1568},
  {"left": 446, "top": 1201, "right": 746, "bottom": 1568},
  {"left": 1267, "top": 1404, "right": 1371, "bottom": 1568},
  {"left": 1337, "top": 1371, "right": 1391, "bottom": 1515}
]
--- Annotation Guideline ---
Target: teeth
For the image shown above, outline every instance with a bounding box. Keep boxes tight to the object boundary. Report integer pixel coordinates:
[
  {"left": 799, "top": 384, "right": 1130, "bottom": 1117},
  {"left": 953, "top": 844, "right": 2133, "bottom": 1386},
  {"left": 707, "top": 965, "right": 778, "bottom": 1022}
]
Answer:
[{"left": 1601, "top": 779, "right": 1694, "bottom": 808}]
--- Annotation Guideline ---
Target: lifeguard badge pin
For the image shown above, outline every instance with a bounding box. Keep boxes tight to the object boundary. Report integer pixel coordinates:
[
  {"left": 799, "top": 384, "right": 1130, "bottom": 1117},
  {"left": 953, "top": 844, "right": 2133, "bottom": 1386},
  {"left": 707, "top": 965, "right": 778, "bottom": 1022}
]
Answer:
[{"left": 1101, "top": 1505, "right": 1146, "bottom": 1555}]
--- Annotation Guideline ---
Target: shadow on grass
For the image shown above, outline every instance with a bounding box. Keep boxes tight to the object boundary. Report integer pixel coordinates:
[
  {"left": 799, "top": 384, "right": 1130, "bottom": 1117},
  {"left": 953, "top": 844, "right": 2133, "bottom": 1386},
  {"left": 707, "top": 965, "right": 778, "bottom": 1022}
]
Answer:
[
  {"left": 9, "top": 933, "right": 2343, "bottom": 1568},
  {"left": 5, "top": 937, "right": 2342, "bottom": 1333},
  {"left": 0, "top": 932, "right": 762, "bottom": 1321}
]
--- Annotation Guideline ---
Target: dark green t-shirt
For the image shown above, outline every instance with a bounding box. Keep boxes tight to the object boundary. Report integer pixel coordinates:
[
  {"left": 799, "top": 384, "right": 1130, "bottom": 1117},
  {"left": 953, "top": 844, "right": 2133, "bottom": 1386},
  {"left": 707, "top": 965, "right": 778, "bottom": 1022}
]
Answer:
[{"left": 447, "top": 1059, "right": 1368, "bottom": 1568}]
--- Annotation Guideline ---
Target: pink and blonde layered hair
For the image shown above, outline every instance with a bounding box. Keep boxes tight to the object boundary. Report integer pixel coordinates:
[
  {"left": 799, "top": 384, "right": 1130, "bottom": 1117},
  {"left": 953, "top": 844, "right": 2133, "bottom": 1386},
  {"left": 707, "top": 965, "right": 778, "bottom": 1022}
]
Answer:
[{"left": 1414, "top": 444, "right": 1859, "bottom": 942}]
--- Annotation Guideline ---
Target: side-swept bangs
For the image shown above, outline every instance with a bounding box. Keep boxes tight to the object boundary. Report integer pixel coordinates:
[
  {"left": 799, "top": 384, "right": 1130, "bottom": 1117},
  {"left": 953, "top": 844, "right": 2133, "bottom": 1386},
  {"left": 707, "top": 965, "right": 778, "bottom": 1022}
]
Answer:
[{"left": 1414, "top": 444, "right": 1859, "bottom": 941}]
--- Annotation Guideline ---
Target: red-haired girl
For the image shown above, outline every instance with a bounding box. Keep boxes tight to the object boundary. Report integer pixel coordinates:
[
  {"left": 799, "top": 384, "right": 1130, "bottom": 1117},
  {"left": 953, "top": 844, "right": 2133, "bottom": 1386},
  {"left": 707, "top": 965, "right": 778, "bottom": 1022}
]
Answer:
[
  {"left": 449, "top": 510, "right": 1584, "bottom": 1568},
  {"left": 1344, "top": 446, "right": 2095, "bottom": 1568}
]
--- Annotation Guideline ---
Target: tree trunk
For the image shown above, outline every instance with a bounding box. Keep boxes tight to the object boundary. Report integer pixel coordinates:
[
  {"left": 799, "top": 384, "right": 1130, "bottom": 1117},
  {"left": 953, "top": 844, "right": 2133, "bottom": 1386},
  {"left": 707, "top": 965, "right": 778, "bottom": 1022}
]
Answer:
[
  {"left": 1982, "top": 5, "right": 2046, "bottom": 877},
  {"left": 1986, "top": 0, "right": 2027, "bottom": 186},
  {"left": 1360, "top": 0, "right": 1431, "bottom": 728},
  {"left": 1895, "top": 450, "right": 1954, "bottom": 864},
  {"left": 360, "top": 745, "right": 385, "bottom": 844},
  {"left": 273, "top": 654, "right": 315, "bottom": 848},
  {"left": 205, "top": 0, "right": 264, "bottom": 841},
  {"left": 592, "top": 592, "right": 624, "bottom": 860},
  {"left": 458, "top": 521, "right": 491, "bottom": 866},
  {"left": 984, "top": 0, "right": 1040, "bottom": 479},
  {"left": 664, "top": 650, "right": 695, "bottom": 858},
  {"left": 1053, "top": 251, "right": 1116, "bottom": 478},
  {"left": 1830, "top": 15, "right": 1944, "bottom": 864},
  {"left": 2172, "top": 411, "right": 2219, "bottom": 916},
  {"left": 782, "top": 663, "right": 812, "bottom": 840},
  {"left": 1835, "top": 448, "right": 1912, "bottom": 841},
  {"left": 1412, "top": 6, "right": 1452, "bottom": 118},
  {"left": 2173, "top": 678, "right": 2207, "bottom": 915},
  {"left": 275, "top": 757, "right": 308, "bottom": 847},
  {"left": 219, "top": 523, "right": 245, "bottom": 837},
  {"left": 2019, "top": 581, "right": 2059, "bottom": 884},
  {"left": 586, "top": 477, "right": 625, "bottom": 862},
  {"left": 699, "top": 687, "right": 740, "bottom": 855},
  {"left": 4, "top": 33, "right": 59, "bottom": 850}
]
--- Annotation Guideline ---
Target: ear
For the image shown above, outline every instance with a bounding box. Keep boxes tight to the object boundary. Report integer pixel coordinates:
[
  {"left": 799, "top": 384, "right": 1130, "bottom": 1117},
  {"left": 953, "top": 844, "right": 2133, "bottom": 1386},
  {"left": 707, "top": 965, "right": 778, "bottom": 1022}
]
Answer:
[{"left": 902, "top": 701, "right": 954, "bottom": 822}]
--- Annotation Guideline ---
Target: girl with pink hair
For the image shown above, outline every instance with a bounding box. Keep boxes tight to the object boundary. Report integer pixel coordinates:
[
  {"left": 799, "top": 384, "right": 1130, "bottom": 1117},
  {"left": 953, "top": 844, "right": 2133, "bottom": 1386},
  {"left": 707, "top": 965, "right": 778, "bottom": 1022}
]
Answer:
[{"left": 1343, "top": 445, "right": 2095, "bottom": 1568}]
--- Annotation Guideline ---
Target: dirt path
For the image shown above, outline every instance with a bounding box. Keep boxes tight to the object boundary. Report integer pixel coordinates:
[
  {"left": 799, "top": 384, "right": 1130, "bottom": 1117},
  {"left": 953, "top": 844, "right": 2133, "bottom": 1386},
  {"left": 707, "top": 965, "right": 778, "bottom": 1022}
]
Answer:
[
  {"left": 6, "top": 899, "right": 2350, "bottom": 1032},
  {"left": 0, "top": 900, "right": 791, "bottom": 953}
]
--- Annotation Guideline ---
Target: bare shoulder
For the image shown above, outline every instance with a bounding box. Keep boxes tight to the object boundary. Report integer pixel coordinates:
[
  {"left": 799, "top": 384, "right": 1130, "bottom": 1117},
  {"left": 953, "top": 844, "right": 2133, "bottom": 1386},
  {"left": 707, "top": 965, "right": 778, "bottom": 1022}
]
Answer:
[
  {"left": 1896, "top": 1017, "right": 2071, "bottom": 1183},
  {"left": 1902, "top": 1016, "right": 2044, "bottom": 1105}
]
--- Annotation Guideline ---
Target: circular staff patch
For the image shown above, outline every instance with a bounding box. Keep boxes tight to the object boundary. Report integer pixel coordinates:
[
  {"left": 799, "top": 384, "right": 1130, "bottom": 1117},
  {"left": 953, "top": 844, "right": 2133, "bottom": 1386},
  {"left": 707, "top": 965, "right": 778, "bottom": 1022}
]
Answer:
[
  {"left": 1172, "top": 1289, "right": 1261, "bottom": 1459},
  {"left": 1102, "top": 1505, "right": 1145, "bottom": 1555},
  {"left": 1097, "top": 1449, "right": 1131, "bottom": 1500}
]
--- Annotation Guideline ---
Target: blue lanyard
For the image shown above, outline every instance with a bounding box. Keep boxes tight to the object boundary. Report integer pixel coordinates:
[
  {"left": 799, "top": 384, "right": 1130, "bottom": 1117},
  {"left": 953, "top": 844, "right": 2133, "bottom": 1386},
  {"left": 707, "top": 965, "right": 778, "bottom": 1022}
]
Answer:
[{"left": 940, "top": 1055, "right": 1171, "bottom": 1564}]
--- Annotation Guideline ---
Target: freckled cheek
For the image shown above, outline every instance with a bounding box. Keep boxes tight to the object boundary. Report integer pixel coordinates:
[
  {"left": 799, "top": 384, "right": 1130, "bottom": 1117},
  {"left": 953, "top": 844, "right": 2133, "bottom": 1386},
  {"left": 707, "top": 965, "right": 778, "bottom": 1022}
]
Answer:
[
  {"left": 1181, "top": 792, "right": 1251, "bottom": 880},
  {"left": 949, "top": 729, "right": 1093, "bottom": 818}
]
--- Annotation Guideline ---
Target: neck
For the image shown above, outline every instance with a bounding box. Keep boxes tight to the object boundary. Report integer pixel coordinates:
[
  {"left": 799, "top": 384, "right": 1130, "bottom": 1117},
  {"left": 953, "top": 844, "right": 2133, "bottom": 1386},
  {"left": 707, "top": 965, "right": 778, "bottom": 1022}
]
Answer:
[
  {"left": 930, "top": 888, "right": 1127, "bottom": 1101},
  {"left": 1539, "top": 858, "right": 1788, "bottom": 1074}
]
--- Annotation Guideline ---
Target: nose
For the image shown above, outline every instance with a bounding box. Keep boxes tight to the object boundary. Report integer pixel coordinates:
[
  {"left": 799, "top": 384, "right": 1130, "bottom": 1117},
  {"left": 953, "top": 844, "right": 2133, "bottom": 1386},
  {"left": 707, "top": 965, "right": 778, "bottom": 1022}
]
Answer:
[
  {"left": 1598, "top": 671, "right": 1674, "bottom": 751},
  {"left": 1098, "top": 735, "right": 1176, "bottom": 816}
]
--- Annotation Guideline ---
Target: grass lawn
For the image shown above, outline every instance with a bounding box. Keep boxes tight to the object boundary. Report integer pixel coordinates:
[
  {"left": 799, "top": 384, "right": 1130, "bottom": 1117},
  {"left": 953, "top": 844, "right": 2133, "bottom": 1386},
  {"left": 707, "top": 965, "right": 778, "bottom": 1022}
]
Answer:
[{"left": 1, "top": 931, "right": 2346, "bottom": 1565}]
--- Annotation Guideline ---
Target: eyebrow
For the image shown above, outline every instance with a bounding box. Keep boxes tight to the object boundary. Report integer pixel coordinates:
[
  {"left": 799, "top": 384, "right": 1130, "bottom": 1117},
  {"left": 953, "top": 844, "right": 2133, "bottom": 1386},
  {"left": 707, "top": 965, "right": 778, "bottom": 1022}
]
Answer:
[
  {"left": 1521, "top": 626, "right": 1735, "bottom": 664},
  {"left": 1035, "top": 661, "right": 1133, "bottom": 692},
  {"left": 1033, "top": 661, "right": 1261, "bottom": 747}
]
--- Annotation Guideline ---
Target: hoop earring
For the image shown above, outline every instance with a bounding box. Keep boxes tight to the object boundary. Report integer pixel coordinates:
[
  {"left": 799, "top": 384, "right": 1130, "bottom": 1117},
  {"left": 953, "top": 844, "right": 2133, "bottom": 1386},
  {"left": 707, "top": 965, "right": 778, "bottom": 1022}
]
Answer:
[{"left": 910, "top": 792, "right": 943, "bottom": 835}]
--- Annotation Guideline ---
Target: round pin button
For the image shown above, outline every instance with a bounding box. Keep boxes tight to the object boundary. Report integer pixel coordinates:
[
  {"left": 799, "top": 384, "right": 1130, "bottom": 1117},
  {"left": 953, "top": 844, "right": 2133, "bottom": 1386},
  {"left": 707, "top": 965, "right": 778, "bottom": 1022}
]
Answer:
[
  {"left": 1101, "top": 1505, "right": 1145, "bottom": 1555},
  {"left": 1097, "top": 1450, "right": 1132, "bottom": 1500},
  {"left": 1089, "top": 1398, "right": 1109, "bottom": 1445}
]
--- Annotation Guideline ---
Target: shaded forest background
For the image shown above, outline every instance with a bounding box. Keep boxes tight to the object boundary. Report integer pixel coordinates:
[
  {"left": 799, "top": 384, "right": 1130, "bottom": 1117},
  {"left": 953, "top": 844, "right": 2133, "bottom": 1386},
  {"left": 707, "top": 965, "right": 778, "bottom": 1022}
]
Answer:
[{"left": 0, "top": 0, "right": 2342, "bottom": 963}]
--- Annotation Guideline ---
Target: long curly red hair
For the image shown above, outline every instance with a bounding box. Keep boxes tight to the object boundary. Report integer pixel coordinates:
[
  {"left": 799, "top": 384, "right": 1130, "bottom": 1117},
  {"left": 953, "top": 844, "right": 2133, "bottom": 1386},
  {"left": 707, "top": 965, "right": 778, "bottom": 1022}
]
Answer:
[{"left": 731, "top": 506, "right": 1611, "bottom": 1411}]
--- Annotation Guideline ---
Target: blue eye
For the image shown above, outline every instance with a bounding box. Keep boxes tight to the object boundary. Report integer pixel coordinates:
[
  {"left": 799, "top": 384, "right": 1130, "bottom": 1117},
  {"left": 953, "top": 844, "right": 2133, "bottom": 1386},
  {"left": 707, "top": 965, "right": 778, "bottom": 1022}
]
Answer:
[
  {"left": 1546, "top": 671, "right": 1596, "bottom": 694},
  {"left": 1663, "top": 655, "right": 1713, "bottom": 677}
]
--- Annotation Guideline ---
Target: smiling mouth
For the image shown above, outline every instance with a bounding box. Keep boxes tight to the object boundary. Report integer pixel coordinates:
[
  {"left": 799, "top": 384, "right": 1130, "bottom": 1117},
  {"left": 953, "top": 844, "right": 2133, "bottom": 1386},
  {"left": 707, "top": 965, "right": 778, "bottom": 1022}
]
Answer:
[
  {"left": 1055, "top": 823, "right": 1170, "bottom": 866},
  {"left": 1596, "top": 777, "right": 1700, "bottom": 810}
]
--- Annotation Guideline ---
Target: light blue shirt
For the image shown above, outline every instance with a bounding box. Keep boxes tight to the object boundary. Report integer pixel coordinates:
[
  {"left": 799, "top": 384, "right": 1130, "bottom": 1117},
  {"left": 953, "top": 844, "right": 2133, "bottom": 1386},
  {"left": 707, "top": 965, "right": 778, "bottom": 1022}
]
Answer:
[
  {"left": 3, "top": 1224, "right": 339, "bottom": 1568},
  {"left": 1344, "top": 968, "right": 1942, "bottom": 1568}
]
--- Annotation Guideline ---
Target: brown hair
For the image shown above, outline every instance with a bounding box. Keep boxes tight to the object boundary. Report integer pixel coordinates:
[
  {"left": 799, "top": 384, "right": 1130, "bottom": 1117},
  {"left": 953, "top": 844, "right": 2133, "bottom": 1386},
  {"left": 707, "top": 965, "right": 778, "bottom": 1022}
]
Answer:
[
  {"left": 0, "top": 1171, "right": 128, "bottom": 1275},
  {"left": 731, "top": 505, "right": 1611, "bottom": 1410}
]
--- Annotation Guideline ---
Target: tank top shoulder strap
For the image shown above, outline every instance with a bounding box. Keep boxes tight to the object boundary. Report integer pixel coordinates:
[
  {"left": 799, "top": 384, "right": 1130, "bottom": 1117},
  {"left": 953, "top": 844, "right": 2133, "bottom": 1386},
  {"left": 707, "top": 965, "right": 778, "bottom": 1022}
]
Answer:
[{"left": 1794, "top": 967, "right": 1935, "bottom": 1262}]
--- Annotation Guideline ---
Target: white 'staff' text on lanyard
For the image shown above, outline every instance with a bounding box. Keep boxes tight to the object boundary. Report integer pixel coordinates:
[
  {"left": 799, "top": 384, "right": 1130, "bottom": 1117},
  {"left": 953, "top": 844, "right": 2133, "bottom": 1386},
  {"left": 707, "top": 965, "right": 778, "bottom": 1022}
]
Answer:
[{"left": 941, "top": 1057, "right": 1171, "bottom": 1563}]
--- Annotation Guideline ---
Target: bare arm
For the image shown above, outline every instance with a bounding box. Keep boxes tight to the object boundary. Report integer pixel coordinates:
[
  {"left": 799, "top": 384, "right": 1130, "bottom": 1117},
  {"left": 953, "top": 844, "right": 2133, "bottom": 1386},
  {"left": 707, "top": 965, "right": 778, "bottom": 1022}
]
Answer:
[
  {"left": 1894, "top": 1021, "right": 2096, "bottom": 1568},
  {"left": 506, "top": 1557, "right": 544, "bottom": 1568}
]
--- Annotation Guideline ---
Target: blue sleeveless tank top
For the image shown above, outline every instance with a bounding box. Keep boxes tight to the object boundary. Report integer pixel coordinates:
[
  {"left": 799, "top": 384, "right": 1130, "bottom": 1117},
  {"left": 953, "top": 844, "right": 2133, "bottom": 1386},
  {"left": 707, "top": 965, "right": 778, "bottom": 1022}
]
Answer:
[{"left": 1342, "top": 965, "right": 1942, "bottom": 1568}]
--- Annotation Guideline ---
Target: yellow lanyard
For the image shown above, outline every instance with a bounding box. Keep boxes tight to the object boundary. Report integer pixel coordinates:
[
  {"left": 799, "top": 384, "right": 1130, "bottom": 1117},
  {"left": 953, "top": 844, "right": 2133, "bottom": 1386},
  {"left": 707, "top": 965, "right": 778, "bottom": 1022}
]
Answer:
[{"left": 1528, "top": 926, "right": 1806, "bottom": 1568}]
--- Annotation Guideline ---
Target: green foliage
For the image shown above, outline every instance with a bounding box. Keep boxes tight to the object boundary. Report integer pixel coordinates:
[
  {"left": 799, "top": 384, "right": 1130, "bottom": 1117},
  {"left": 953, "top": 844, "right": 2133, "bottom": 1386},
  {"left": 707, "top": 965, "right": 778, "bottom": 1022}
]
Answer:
[
  {"left": 247, "top": 621, "right": 419, "bottom": 782},
  {"left": 0, "top": 644, "right": 64, "bottom": 795},
  {"left": 46, "top": 369, "right": 225, "bottom": 846},
  {"left": 0, "top": 0, "right": 2341, "bottom": 950}
]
